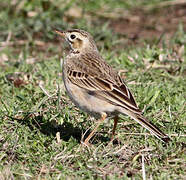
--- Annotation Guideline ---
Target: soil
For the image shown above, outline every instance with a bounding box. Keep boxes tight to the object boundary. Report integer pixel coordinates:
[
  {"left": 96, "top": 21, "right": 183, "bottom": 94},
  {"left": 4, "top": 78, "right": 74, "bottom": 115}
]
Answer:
[{"left": 110, "top": 4, "right": 186, "bottom": 43}]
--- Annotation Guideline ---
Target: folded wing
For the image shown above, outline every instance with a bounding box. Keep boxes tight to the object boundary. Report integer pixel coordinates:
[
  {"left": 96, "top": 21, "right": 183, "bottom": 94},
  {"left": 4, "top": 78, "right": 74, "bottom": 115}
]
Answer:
[{"left": 67, "top": 67, "right": 141, "bottom": 114}]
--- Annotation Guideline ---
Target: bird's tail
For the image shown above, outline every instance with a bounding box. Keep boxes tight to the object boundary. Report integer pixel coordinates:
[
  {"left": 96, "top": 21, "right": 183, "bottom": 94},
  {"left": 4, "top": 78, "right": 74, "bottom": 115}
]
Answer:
[{"left": 122, "top": 110, "right": 171, "bottom": 143}]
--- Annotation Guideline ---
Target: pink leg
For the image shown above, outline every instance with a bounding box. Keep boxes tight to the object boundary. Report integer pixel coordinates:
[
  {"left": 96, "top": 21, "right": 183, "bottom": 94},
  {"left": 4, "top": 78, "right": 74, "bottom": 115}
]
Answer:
[
  {"left": 84, "top": 113, "right": 107, "bottom": 146},
  {"left": 111, "top": 116, "right": 118, "bottom": 140}
]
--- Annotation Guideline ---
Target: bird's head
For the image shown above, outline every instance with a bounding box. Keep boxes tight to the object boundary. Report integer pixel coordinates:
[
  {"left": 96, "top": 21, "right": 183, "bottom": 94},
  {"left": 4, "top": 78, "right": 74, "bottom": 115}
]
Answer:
[{"left": 54, "top": 29, "right": 98, "bottom": 53}]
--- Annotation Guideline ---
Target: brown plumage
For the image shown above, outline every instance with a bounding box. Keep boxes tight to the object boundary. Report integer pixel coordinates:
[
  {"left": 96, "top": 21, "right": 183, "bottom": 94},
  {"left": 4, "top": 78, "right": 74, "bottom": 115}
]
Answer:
[{"left": 55, "top": 29, "right": 171, "bottom": 145}]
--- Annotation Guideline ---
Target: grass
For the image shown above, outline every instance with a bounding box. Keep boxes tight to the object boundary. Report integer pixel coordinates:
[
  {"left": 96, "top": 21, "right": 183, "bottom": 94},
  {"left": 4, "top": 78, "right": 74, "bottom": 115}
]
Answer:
[{"left": 0, "top": 0, "right": 186, "bottom": 179}]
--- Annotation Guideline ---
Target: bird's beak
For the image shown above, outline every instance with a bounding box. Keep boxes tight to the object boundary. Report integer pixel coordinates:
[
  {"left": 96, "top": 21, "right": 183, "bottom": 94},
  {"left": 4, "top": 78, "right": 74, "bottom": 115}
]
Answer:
[{"left": 54, "top": 29, "right": 65, "bottom": 37}]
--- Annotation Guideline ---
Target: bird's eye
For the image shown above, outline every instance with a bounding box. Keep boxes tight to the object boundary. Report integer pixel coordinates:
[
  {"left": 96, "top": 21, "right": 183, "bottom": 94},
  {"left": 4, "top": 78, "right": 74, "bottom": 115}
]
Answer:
[{"left": 70, "top": 34, "right": 76, "bottom": 39}]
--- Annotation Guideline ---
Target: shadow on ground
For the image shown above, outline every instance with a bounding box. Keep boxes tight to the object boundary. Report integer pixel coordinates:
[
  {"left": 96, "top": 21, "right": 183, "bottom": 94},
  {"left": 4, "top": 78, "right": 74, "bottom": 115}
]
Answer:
[{"left": 7, "top": 113, "right": 110, "bottom": 144}]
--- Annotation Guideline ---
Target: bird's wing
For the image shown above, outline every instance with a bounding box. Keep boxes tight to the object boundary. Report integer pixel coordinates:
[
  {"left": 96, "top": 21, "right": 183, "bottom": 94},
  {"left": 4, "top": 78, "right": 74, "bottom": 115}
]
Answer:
[
  {"left": 65, "top": 52, "right": 141, "bottom": 114},
  {"left": 65, "top": 53, "right": 171, "bottom": 143}
]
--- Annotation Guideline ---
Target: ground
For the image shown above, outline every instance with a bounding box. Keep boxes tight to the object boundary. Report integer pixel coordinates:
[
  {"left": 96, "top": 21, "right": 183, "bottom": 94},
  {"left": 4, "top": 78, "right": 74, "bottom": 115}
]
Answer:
[{"left": 0, "top": 0, "right": 185, "bottom": 179}]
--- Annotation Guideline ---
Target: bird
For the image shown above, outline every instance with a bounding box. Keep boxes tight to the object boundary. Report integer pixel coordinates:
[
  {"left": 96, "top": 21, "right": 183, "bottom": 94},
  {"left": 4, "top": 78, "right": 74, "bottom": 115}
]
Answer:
[{"left": 54, "top": 29, "right": 171, "bottom": 146}]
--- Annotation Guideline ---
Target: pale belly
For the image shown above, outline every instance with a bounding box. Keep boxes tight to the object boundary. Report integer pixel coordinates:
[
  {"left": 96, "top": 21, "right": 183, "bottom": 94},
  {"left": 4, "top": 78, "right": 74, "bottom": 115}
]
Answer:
[{"left": 63, "top": 77, "right": 118, "bottom": 119}]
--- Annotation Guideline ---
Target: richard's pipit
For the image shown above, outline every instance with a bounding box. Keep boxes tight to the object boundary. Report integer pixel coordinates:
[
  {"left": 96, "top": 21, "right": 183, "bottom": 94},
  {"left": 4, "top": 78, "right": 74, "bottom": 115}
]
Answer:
[{"left": 55, "top": 29, "right": 171, "bottom": 145}]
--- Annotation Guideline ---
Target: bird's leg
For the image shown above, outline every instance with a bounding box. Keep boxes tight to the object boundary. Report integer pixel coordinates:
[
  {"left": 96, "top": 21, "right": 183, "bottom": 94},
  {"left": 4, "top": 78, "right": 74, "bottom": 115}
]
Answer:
[
  {"left": 111, "top": 116, "right": 118, "bottom": 141},
  {"left": 83, "top": 113, "right": 107, "bottom": 146}
]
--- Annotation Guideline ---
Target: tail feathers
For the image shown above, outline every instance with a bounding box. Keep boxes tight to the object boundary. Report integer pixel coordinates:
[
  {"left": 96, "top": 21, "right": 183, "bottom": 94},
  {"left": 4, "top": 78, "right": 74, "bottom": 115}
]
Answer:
[
  {"left": 136, "top": 115, "right": 171, "bottom": 143},
  {"left": 123, "top": 110, "right": 171, "bottom": 143}
]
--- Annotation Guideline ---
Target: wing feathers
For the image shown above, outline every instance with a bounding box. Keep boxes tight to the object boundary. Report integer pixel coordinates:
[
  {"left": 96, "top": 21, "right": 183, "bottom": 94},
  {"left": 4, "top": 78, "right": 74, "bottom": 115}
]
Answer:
[{"left": 67, "top": 69, "right": 140, "bottom": 113}]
